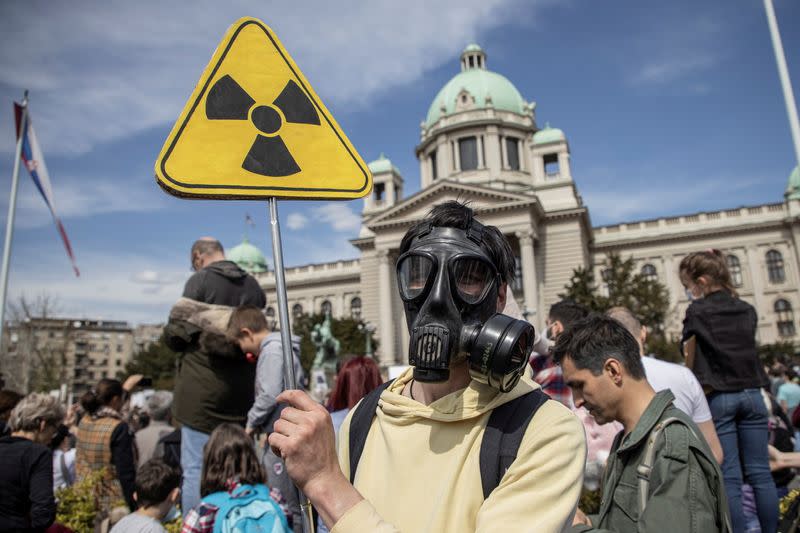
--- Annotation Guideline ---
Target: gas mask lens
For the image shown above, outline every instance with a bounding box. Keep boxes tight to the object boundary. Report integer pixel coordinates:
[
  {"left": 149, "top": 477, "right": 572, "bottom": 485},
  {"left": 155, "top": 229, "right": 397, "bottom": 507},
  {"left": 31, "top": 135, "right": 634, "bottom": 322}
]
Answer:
[
  {"left": 452, "top": 257, "right": 495, "bottom": 305},
  {"left": 398, "top": 254, "right": 435, "bottom": 300}
]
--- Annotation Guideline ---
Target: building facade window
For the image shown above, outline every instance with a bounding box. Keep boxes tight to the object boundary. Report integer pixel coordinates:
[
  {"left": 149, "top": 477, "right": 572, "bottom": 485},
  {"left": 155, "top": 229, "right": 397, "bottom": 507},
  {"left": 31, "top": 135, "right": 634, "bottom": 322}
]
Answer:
[
  {"left": 505, "top": 137, "right": 520, "bottom": 170},
  {"left": 430, "top": 150, "right": 438, "bottom": 180},
  {"left": 292, "top": 303, "right": 303, "bottom": 318},
  {"left": 766, "top": 250, "right": 785, "bottom": 284},
  {"left": 374, "top": 182, "right": 385, "bottom": 203},
  {"left": 544, "top": 153, "right": 559, "bottom": 177},
  {"left": 266, "top": 307, "right": 276, "bottom": 329},
  {"left": 641, "top": 264, "right": 657, "bottom": 283},
  {"left": 775, "top": 299, "right": 796, "bottom": 337},
  {"left": 321, "top": 300, "right": 332, "bottom": 316},
  {"left": 458, "top": 137, "right": 478, "bottom": 171},
  {"left": 350, "top": 297, "right": 362, "bottom": 320},
  {"left": 726, "top": 254, "right": 743, "bottom": 287}
]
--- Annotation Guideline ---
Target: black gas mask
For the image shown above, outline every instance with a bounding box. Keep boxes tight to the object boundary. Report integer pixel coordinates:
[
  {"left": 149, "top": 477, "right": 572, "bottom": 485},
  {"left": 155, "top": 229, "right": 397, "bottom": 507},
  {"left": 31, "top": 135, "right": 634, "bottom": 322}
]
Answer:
[{"left": 396, "top": 222, "right": 535, "bottom": 392}]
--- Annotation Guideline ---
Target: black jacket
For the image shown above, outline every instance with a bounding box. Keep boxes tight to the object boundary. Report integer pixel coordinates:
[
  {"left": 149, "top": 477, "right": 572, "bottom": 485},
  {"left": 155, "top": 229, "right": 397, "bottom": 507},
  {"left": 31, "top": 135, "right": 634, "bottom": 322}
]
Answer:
[
  {"left": 682, "top": 290, "right": 769, "bottom": 392},
  {"left": 167, "top": 260, "right": 266, "bottom": 434},
  {"left": 0, "top": 436, "right": 55, "bottom": 531}
]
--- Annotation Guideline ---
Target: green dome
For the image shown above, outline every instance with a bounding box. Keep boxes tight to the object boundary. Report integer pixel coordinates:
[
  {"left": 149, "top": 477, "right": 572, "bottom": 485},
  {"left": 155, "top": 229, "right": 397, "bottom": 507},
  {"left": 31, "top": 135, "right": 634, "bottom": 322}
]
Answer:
[
  {"left": 463, "top": 43, "right": 483, "bottom": 53},
  {"left": 787, "top": 165, "right": 800, "bottom": 201},
  {"left": 227, "top": 237, "right": 269, "bottom": 274},
  {"left": 425, "top": 66, "right": 528, "bottom": 127},
  {"left": 368, "top": 153, "right": 401, "bottom": 175},
  {"left": 533, "top": 124, "right": 565, "bottom": 145}
]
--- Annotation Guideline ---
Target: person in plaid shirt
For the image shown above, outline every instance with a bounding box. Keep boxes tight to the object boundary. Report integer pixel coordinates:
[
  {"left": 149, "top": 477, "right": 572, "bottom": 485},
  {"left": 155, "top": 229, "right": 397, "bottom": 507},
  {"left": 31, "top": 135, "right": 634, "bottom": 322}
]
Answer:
[{"left": 529, "top": 300, "right": 589, "bottom": 407}]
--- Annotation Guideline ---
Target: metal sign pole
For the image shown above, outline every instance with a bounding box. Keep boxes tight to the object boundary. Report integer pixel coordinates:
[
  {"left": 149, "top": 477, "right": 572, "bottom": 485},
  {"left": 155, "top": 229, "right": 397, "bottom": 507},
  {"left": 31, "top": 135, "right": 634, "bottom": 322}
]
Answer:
[
  {"left": 267, "top": 197, "right": 315, "bottom": 533},
  {"left": 0, "top": 91, "right": 29, "bottom": 356}
]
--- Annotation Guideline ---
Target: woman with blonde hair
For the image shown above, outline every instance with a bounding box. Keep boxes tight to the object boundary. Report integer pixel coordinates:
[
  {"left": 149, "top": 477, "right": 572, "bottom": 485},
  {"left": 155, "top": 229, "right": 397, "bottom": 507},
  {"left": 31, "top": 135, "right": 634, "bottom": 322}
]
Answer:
[
  {"left": 680, "top": 249, "right": 776, "bottom": 533},
  {"left": 0, "top": 392, "right": 64, "bottom": 530}
]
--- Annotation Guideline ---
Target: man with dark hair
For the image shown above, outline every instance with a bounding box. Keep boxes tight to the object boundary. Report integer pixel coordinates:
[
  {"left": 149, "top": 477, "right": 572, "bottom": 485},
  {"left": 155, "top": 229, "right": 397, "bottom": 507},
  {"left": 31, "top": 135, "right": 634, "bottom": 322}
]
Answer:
[
  {"left": 165, "top": 237, "right": 266, "bottom": 513},
  {"left": 109, "top": 459, "right": 181, "bottom": 533},
  {"left": 268, "top": 201, "right": 586, "bottom": 532},
  {"left": 553, "top": 314, "right": 730, "bottom": 532},
  {"left": 530, "top": 299, "right": 590, "bottom": 406}
]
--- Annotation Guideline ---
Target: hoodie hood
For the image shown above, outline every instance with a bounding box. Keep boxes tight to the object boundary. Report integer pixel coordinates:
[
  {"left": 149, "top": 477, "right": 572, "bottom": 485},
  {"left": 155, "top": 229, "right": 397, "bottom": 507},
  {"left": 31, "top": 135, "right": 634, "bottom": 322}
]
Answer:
[
  {"left": 377, "top": 367, "right": 540, "bottom": 424},
  {"left": 263, "top": 331, "right": 301, "bottom": 351},
  {"left": 205, "top": 260, "right": 248, "bottom": 280}
]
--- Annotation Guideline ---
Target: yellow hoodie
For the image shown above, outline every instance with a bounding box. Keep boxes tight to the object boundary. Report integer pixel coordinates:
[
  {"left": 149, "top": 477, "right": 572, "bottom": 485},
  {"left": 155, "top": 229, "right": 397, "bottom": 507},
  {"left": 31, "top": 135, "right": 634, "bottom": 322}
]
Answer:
[{"left": 333, "top": 368, "right": 586, "bottom": 533}]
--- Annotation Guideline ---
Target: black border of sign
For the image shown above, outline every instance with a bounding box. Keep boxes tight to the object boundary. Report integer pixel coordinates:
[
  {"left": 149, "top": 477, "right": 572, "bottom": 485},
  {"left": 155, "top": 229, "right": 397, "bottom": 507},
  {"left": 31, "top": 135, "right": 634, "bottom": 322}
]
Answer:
[{"left": 158, "top": 20, "right": 369, "bottom": 195}]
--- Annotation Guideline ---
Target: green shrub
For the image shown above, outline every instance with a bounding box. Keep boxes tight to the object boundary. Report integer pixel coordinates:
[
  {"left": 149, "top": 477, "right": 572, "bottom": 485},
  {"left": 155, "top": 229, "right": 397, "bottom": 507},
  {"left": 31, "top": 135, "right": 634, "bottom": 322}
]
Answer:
[{"left": 55, "top": 470, "right": 105, "bottom": 531}]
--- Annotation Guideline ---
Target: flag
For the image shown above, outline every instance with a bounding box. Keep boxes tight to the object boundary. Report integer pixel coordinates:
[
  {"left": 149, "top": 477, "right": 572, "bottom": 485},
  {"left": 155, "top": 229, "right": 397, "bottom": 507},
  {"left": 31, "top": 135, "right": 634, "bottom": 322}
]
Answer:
[
  {"left": 14, "top": 103, "right": 79, "bottom": 277},
  {"left": 245, "top": 213, "right": 255, "bottom": 228}
]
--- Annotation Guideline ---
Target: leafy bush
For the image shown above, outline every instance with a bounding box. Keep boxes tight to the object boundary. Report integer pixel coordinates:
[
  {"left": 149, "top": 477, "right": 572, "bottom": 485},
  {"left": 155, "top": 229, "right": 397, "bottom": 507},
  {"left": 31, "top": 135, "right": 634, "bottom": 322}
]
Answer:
[{"left": 55, "top": 469, "right": 105, "bottom": 531}]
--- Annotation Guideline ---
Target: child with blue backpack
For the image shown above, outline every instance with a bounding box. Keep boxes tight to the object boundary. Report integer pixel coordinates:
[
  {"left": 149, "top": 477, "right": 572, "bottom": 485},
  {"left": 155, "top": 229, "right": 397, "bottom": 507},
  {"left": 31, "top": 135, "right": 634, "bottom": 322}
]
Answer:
[{"left": 181, "top": 423, "right": 289, "bottom": 533}]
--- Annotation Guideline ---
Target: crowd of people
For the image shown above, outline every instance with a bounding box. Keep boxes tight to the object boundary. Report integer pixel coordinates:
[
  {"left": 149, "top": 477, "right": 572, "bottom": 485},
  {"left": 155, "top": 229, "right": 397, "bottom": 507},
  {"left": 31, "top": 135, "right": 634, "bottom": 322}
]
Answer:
[{"left": 0, "top": 202, "right": 797, "bottom": 532}]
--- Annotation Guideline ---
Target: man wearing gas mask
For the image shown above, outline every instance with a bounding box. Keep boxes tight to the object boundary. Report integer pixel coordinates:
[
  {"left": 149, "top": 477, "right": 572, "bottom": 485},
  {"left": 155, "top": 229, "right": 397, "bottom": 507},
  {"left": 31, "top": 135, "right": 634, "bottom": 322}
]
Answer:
[{"left": 269, "top": 201, "right": 586, "bottom": 532}]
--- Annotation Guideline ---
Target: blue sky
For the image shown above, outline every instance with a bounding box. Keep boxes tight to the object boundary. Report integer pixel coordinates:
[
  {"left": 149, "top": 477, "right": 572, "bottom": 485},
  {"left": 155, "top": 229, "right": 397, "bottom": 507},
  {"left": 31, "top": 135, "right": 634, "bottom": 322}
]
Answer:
[{"left": 0, "top": 0, "right": 798, "bottom": 325}]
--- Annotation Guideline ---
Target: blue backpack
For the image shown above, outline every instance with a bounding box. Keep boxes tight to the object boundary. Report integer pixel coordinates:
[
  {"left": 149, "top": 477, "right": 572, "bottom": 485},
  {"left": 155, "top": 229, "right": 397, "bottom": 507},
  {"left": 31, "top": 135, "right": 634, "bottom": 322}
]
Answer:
[{"left": 202, "top": 484, "right": 290, "bottom": 533}]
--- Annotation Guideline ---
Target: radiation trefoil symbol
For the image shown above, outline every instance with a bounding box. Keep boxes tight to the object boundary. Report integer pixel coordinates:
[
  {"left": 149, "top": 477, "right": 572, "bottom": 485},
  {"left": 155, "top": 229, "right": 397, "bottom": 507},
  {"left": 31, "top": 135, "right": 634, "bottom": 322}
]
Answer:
[{"left": 206, "top": 75, "right": 320, "bottom": 177}]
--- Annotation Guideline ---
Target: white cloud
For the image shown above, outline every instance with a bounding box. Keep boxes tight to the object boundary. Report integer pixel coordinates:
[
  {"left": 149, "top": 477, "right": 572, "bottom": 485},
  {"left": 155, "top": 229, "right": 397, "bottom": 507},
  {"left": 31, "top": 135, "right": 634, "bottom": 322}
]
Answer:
[
  {"left": 7, "top": 176, "right": 167, "bottom": 229},
  {"left": 583, "top": 175, "right": 765, "bottom": 223},
  {"left": 130, "top": 270, "right": 184, "bottom": 294},
  {"left": 8, "top": 250, "right": 189, "bottom": 325},
  {"left": 286, "top": 212, "right": 309, "bottom": 230},
  {"left": 632, "top": 55, "right": 716, "bottom": 85},
  {"left": 627, "top": 17, "right": 722, "bottom": 87},
  {"left": 0, "top": 0, "right": 541, "bottom": 156},
  {"left": 311, "top": 203, "right": 361, "bottom": 232}
]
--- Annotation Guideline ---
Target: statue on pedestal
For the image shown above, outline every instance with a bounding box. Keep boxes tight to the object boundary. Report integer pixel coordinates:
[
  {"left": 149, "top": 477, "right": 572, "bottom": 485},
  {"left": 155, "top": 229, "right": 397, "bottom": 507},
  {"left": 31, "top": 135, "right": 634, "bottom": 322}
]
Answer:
[{"left": 309, "top": 312, "right": 340, "bottom": 402}]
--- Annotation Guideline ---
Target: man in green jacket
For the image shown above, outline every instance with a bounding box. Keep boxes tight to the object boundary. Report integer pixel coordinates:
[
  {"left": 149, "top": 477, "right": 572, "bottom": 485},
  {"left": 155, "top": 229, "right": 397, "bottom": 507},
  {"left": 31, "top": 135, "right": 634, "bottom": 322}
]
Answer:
[{"left": 553, "top": 314, "right": 730, "bottom": 533}]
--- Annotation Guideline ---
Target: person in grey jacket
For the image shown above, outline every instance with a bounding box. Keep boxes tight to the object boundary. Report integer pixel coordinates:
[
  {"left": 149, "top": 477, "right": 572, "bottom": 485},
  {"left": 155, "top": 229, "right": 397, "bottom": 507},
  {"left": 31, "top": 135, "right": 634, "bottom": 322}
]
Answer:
[{"left": 228, "top": 305, "right": 305, "bottom": 532}]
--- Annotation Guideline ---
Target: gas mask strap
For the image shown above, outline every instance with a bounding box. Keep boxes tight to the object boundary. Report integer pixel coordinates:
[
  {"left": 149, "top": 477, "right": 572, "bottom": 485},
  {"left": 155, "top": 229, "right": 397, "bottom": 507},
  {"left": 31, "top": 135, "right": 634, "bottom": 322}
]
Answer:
[{"left": 465, "top": 219, "right": 486, "bottom": 245}]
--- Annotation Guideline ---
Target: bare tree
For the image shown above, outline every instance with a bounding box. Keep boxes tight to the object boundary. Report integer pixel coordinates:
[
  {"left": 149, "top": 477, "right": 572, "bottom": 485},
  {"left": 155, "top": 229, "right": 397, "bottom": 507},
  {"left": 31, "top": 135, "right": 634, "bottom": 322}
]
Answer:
[{"left": 2, "top": 293, "right": 70, "bottom": 393}]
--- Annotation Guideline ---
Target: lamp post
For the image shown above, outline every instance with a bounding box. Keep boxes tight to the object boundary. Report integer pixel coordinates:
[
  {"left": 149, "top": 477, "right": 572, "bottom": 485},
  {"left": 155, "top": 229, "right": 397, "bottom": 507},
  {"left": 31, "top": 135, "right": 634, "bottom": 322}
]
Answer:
[{"left": 763, "top": 0, "right": 800, "bottom": 168}]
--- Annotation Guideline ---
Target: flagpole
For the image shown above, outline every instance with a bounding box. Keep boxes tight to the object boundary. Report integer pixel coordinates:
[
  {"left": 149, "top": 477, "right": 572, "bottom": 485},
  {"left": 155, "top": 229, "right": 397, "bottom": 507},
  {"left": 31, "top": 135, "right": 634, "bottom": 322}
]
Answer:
[
  {"left": 0, "top": 90, "right": 29, "bottom": 354},
  {"left": 763, "top": 0, "right": 800, "bottom": 167}
]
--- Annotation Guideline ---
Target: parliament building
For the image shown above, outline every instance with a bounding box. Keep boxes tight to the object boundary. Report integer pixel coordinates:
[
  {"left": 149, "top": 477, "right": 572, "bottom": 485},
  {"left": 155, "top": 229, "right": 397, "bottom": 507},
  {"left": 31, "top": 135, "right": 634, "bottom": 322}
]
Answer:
[{"left": 228, "top": 44, "right": 800, "bottom": 367}]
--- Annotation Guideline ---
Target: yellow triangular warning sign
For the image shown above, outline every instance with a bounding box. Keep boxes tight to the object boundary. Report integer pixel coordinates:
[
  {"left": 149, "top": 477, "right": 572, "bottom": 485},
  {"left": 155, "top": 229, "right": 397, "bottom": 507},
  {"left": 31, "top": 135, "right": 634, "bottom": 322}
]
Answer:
[{"left": 155, "top": 17, "right": 372, "bottom": 200}]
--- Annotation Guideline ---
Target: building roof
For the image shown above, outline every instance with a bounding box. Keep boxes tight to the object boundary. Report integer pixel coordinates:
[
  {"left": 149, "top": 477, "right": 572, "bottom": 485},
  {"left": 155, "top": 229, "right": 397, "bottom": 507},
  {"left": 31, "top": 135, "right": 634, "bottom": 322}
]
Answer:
[
  {"left": 787, "top": 165, "right": 800, "bottom": 201},
  {"left": 533, "top": 123, "right": 566, "bottom": 145},
  {"left": 425, "top": 46, "right": 528, "bottom": 127},
  {"left": 227, "top": 237, "right": 269, "bottom": 274},
  {"left": 368, "top": 153, "right": 401, "bottom": 175}
]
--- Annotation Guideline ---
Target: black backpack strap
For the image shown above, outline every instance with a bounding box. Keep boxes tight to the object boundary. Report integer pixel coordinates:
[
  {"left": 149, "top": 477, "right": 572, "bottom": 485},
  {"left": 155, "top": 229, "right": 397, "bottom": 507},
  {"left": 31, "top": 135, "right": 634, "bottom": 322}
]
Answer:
[
  {"left": 349, "top": 379, "right": 394, "bottom": 484},
  {"left": 479, "top": 389, "right": 549, "bottom": 499}
]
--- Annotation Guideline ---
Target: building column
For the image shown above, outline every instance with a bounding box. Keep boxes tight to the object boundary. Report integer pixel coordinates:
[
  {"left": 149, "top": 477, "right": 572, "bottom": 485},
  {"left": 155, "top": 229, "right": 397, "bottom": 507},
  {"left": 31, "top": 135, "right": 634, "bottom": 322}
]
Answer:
[
  {"left": 500, "top": 135, "right": 508, "bottom": 169},
  {"left": 790, "top": 223, "right": 800, "bottom": 286},
  {"left": 452, "top": 139, "right": 460, "bottom": 172},
  {"left": 477, "top": 135, "right": 485, "bottom": 168},
  {"left": 662, "top": 255, "right": 680, "bottom": 308},
  {"left": 377, "top": 249, "right": 394, "bottom": 366},
  {"left": 485, "top": 126, "right": 502, "bottom": 175},
  {"left": 516, "top": 231, "right": 538, "bottom": 316},
  {"left": 745, "top": 246, "right": 766, "bottom": 322}
]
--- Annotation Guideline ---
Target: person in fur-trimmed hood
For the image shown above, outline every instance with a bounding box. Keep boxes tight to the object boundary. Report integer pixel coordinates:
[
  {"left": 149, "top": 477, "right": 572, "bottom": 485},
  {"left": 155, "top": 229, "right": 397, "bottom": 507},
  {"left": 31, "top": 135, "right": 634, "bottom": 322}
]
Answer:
[{"left": 164, "top": 237, "right": 266, "bottom": 513}]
